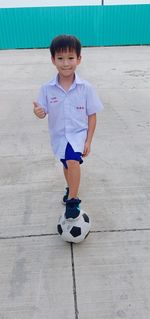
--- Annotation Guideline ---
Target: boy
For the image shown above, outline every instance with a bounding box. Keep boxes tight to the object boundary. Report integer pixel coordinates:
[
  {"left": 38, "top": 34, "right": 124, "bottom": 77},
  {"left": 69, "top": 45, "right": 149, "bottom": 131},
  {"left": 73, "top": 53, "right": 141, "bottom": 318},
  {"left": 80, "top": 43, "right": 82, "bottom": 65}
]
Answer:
[{"left": 33, "top": 34, "right": 103, "bottom": 220}]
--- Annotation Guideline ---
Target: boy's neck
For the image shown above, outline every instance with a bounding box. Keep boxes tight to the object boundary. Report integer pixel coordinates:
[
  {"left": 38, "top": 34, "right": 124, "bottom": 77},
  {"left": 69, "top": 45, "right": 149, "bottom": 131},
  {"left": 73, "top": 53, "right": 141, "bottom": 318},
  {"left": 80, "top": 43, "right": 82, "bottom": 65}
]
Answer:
[{"left": 58, "top": 73, "right": 75, "bottom": 91}]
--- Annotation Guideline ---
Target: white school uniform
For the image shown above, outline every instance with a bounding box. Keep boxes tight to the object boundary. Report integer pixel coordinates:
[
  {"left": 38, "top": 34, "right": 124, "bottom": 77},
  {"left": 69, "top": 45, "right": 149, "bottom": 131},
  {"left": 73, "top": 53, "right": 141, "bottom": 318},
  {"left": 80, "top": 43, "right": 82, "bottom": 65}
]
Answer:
[{"left": 37, "top": 73, "right": 103, "bottom": 159}]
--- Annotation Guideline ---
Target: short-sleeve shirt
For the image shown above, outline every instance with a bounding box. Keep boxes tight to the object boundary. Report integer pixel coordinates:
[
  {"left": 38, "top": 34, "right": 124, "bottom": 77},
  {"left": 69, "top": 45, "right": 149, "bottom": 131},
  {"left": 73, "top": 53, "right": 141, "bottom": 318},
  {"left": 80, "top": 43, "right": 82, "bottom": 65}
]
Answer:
[{"left": 37, "top": 73, "right": 103, "bottom": 159}]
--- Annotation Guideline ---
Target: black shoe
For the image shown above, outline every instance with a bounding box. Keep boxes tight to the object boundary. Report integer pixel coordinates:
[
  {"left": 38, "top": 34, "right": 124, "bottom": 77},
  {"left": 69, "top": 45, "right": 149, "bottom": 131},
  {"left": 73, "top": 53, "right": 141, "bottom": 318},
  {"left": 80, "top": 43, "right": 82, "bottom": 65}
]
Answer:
[{"left": 65, "top": 198, "right": 81, "bottom": 220}]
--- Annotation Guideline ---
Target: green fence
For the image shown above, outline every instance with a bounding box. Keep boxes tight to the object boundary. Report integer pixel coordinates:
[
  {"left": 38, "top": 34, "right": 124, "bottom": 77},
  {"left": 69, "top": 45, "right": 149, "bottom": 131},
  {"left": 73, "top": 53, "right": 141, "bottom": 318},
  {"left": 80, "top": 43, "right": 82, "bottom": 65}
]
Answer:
[{"left": 0, "top": 4, "right": 150, "bottom": 49}]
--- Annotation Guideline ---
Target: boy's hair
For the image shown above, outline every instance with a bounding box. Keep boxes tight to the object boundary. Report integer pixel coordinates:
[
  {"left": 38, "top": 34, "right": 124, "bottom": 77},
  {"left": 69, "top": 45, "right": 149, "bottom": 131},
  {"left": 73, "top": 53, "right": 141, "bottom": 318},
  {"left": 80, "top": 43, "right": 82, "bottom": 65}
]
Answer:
[{"left": 50, "top": 34, "right": 81, "bottom": 58}]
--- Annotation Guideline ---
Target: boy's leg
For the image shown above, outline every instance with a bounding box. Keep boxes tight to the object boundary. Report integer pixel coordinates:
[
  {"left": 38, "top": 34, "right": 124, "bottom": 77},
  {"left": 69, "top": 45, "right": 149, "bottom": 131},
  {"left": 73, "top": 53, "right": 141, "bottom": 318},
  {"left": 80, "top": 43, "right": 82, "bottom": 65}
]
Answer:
[
  {"left": 63, "top": 166, "right": 69, "bottom": 186},
  {"left": 62, "top": 166, "right": 69, "bottom": 204},
  {"left": 66, "top": 160, "right": 80, "bottom": 199}
]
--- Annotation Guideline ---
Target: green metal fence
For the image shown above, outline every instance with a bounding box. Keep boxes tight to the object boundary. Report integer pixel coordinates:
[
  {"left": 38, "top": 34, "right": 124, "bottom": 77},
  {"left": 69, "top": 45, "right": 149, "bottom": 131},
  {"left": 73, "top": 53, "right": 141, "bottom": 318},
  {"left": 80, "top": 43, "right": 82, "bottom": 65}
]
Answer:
[{"left": 0, "top": 4, "right": 150, "bottom": 49}]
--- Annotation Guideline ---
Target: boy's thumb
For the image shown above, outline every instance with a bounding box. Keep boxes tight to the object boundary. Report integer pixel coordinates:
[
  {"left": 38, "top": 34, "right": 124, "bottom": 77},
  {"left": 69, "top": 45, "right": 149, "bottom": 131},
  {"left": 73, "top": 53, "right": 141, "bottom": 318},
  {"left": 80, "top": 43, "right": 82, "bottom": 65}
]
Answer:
[{"left": 33, "top": 101, "right": 38, "bottom": 108}]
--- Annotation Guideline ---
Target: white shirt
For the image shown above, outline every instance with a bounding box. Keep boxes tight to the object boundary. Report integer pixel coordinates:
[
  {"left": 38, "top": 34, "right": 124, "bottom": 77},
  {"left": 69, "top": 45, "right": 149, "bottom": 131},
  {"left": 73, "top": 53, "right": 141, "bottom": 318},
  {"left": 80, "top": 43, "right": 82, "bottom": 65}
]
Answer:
[{"left": 37, "top": 73, "right": 103, "bottom": 159}]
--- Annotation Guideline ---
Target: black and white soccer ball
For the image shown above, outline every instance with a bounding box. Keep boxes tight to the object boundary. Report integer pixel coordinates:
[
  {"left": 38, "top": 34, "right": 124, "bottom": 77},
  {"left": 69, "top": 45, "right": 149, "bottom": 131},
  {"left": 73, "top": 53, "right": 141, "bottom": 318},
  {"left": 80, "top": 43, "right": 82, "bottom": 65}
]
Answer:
[{"left": 57, "top": 210, "right": 91, "bottom": 243}]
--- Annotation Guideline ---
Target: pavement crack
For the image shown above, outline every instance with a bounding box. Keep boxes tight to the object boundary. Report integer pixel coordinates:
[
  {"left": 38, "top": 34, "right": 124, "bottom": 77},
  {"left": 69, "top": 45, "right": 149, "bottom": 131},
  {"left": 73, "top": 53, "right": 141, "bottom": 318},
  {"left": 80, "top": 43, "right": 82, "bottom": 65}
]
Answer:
[
  {"left": 1, "top": 228, "right": 150, "bottom": 240},
  {"left": 0, "top": 233, "right": 58, "bottom": 240},
  {"left": 70, "top": 243, "right": 79, "bottom": 319},
  {"left": 91, "top": 228, "right": 150, "bottom": 233}
]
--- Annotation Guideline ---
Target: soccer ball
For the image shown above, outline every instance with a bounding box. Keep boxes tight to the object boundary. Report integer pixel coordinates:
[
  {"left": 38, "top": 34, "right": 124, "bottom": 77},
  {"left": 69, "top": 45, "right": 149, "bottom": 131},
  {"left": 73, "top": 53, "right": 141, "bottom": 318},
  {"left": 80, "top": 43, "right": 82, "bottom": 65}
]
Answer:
[{"left": 57, "top": 210, "right": 91, "bottom": 243}]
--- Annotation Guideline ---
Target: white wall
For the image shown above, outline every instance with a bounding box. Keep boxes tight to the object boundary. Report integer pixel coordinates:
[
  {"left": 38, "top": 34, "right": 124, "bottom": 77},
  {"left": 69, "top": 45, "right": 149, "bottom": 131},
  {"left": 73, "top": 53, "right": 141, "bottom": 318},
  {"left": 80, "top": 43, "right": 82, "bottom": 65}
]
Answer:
[
  {"left": 0, "top": 0, "right": 150, "bottom": 9},
  {"left": 0, "top": 0, "right": 100, "bottom": 9}
]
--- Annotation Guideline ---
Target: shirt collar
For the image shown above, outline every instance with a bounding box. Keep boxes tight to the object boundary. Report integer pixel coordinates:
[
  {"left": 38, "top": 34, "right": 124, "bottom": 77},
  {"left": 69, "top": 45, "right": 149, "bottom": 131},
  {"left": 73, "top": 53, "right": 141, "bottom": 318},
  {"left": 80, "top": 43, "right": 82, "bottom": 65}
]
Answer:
[{"left": 49, "top": 73, "right": 83, "bottom": 88}]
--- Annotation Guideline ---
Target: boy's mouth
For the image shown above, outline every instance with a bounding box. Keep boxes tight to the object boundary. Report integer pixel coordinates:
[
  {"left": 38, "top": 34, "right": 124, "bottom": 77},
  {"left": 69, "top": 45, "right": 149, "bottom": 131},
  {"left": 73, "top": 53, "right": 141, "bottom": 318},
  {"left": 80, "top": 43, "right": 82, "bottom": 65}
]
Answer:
[{"left": 62, "top": 68, "right": 72, "bottom": 70}]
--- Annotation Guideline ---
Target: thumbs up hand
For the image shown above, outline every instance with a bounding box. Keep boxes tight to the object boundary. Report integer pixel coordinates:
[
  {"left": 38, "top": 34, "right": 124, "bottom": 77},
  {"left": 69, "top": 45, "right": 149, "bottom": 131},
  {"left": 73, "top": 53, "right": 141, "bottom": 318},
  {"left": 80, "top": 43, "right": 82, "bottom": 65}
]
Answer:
[{"left": 33, "top": 102, "right": 46, "bottom": 119}]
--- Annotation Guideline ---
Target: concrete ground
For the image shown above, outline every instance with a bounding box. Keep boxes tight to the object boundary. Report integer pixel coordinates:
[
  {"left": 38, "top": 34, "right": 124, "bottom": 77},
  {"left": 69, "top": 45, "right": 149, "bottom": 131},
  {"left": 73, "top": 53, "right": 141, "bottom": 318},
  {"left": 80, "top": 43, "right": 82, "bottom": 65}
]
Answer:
[{"left": 0, "top": 45, "right": 150, "bottom": 319}]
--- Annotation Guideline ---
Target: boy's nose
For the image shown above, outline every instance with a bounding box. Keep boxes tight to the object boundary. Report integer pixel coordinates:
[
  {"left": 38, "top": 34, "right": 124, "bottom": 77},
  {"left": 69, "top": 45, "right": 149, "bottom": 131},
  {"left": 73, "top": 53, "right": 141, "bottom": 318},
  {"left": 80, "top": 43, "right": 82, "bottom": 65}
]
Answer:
[{"left": 63, "top": 59, "right": 69, "bottom": 66}]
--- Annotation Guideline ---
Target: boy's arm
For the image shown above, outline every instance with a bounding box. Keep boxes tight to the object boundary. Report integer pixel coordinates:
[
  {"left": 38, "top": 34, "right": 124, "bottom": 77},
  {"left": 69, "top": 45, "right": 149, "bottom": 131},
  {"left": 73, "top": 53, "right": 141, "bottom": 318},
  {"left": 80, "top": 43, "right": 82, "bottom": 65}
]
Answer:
[
  {"left": 83, "top": 113, "right": 96, "bottom": 157},
  {"left": 33, "top": 101, "right": 46, "bottom": 119}
]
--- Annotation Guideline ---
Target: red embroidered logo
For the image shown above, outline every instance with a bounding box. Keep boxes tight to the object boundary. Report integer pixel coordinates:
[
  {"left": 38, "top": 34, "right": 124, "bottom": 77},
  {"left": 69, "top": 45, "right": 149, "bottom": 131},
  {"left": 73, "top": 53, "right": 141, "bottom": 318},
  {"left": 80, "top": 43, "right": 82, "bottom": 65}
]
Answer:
[
  {"left": 50, "top": 97, "right": 58, "bottom": 103},
  {"left": 76, "top": 106, "right": 84, "bottom": 110}
]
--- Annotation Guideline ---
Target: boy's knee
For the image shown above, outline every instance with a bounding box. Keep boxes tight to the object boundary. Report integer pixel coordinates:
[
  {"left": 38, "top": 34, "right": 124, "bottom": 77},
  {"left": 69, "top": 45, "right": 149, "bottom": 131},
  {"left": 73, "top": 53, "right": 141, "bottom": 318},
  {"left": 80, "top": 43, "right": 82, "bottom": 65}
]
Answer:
[{"left": 67, "top": 160, "right": 79, "bottom": 169}]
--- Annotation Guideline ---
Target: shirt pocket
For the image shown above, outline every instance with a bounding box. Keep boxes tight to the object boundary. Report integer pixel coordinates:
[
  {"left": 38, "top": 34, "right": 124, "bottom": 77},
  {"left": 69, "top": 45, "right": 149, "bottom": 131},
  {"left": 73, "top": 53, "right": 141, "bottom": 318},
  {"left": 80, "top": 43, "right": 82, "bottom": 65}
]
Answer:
[
  {"left": 72, "top": 104, "right": 86, "bottom": 121},
  {"left": 48, "top": 96, "right": 64, "bottom": 116},
  {"left": 70, "top": 94, "right": 87, "bottom": 120}
]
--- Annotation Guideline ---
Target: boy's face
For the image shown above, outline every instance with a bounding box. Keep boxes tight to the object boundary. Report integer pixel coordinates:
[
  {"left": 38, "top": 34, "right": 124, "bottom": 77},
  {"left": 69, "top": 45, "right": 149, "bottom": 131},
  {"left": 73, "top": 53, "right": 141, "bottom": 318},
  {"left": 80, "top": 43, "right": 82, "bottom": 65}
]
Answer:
[{"left": 51, "top": 49, "right": 81, "bottom": 78}]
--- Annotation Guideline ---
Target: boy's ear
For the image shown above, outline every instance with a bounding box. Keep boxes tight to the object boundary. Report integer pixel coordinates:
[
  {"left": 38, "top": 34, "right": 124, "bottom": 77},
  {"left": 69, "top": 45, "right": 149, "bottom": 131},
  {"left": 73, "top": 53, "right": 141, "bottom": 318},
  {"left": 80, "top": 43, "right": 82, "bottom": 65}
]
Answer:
[
  {"left": 77, "top": 55, "right": 82, "bottom": 65},
  {"left": 51, "top": 56, "right": 56, "bottom": 65}
]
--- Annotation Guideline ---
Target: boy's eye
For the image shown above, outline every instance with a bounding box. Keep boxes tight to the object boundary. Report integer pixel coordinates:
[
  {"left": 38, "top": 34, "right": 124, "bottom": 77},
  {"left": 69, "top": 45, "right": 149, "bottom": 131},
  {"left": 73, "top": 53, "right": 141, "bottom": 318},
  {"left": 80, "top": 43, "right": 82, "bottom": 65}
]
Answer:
[{"left": 56, "top": 56, "right": 75, "bottom": 61}]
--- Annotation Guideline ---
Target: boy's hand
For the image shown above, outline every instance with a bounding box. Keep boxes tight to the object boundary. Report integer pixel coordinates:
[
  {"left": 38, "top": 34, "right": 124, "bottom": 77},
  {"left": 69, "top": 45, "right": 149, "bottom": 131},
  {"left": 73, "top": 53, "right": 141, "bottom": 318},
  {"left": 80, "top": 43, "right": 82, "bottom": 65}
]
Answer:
[
  {"left": 33, "top": 102, "right": 46, "bottom": 119},
  {"left": 83, "top": 141, "right": 91, "bottom": 157}
]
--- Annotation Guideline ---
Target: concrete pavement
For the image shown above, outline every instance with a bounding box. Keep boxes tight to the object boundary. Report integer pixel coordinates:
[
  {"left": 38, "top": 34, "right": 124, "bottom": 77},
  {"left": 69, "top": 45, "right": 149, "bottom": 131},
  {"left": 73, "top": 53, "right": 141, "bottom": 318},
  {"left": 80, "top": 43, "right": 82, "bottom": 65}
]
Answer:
[{"left": 0, "top": 46, "right": 150, "bottom": 318}]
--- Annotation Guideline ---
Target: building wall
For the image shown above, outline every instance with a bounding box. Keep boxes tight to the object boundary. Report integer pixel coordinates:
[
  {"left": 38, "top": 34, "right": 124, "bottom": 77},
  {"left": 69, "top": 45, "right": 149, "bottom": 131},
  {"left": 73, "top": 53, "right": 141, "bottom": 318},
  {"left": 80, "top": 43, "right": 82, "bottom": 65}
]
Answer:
[{"left": 0, "top": 1, "right": 150, "bottom": 49}]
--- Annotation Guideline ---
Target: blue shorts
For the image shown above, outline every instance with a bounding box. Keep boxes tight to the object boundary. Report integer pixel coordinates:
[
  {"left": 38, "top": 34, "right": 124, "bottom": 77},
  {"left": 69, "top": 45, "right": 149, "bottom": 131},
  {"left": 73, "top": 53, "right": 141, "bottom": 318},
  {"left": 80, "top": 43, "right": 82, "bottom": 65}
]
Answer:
[{"left": 60, "top": 143, "right": 83, "bottom": 169}]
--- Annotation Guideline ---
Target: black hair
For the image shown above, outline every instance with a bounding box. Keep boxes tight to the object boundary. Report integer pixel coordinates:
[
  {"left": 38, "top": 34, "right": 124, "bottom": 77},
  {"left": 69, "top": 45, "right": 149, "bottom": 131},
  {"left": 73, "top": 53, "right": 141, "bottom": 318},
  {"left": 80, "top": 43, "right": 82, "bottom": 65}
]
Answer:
[{"left": 50, "top": 34, "right": 81, "bottom": 58}]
